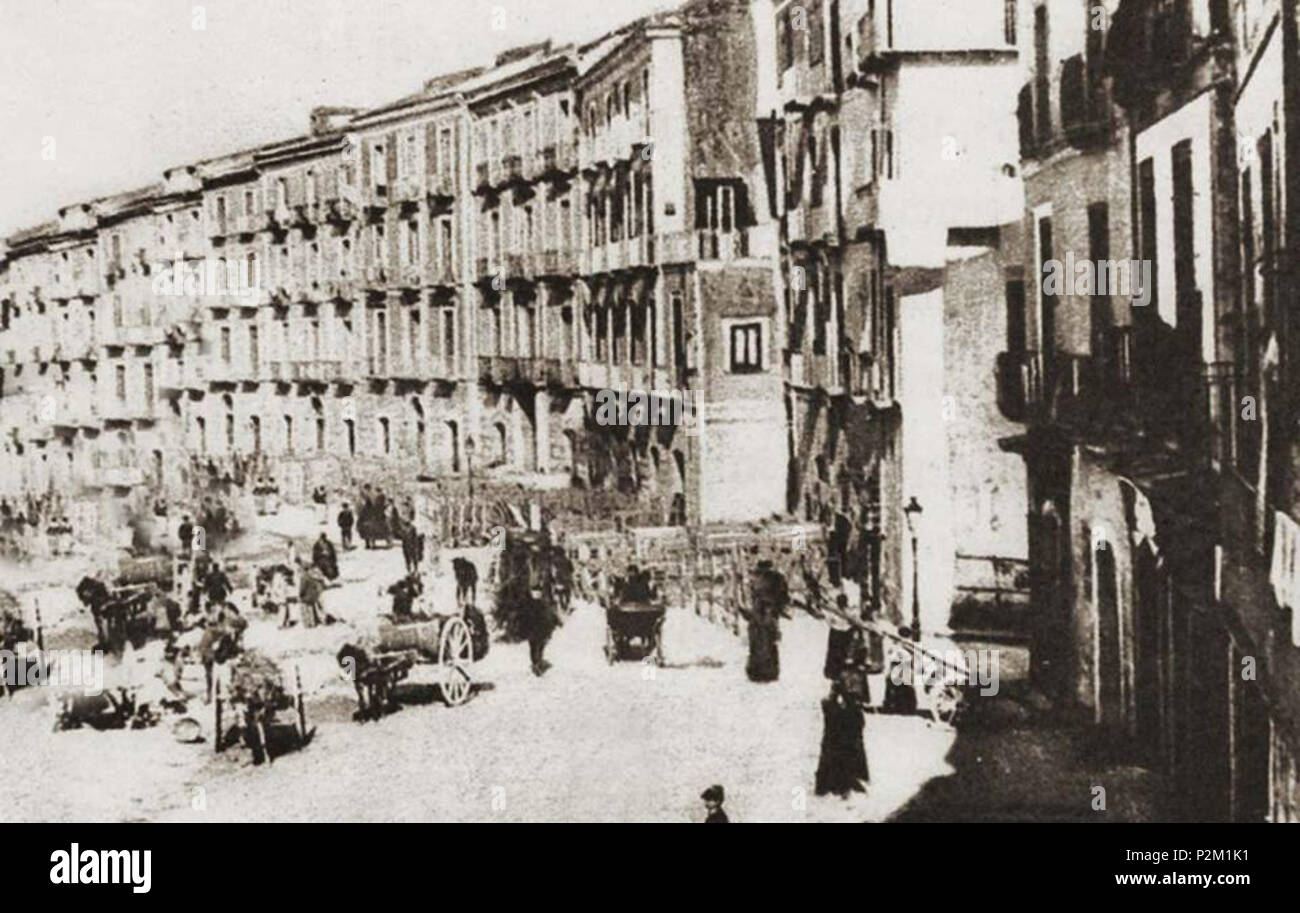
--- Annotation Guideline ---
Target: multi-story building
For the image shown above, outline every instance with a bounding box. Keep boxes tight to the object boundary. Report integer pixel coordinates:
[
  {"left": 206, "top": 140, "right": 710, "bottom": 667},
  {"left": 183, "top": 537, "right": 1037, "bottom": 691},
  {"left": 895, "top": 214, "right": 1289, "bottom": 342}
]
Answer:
[
  {"left": 0, "top": 0, "right": 905, "bottom": 569},
  {"left": 1002, "top": 0, "right": 1299, "bottom": 822},
  {"left": 765, "top": 0, "right": 1021, "bottom": 629},
  {"left": 576, "top": 2, "right": 786, "bottom": 527},
  {"left": 1224, "top": 0, "right": 1300, "bottom": 823}
]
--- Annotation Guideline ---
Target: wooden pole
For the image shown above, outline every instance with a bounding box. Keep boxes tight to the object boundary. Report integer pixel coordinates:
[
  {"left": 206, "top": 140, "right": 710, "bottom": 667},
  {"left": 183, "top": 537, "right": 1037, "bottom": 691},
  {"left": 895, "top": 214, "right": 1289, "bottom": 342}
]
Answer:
[
  {"left": 294, "top": 663, "right": 306, "bottom": 744},
  {"left": 213, "top": 677, "right": 222, "bottom": 753}
]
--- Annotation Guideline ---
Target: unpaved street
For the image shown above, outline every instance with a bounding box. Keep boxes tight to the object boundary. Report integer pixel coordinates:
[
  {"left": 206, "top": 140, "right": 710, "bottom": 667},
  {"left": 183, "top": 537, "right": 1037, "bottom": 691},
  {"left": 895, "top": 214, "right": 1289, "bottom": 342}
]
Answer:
[{"left": 1, "top": 521, "right": 958, "bottom": 823}]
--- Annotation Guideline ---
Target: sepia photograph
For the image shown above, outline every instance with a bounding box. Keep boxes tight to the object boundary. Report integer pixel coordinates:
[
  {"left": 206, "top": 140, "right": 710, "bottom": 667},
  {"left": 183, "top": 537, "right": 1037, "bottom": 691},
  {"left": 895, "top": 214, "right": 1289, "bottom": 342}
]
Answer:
[{"left": 0, "top": 0, "right": 1289, "bottom": 882}]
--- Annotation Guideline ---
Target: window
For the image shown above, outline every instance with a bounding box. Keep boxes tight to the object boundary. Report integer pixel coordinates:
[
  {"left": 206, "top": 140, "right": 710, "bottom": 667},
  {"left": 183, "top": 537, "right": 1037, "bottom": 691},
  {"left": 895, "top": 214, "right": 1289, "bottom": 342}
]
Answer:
[
  {"left": 443, "top": 308, "right": 456, "bottom": 358},
  {"left": 439, "top": 128, "right": 454, "bottom": 178},
  {"left": 372, "top": 143, "right": 386, "bottom": 187},
  {"left": 778, "top": 5, "right": 794, "bottom": 72},
  {"left": 220, "top": 326, "right": 232, "bottom": 363},
  {"left": 406, "top": 219, "right": 420, "bottom": 265},
  {"left": 284, "top": 416, "right": 294, "bottom": 454},
  {"left": 379, "top": 417, "right": 391, "bottom": 455},
  {"left": 277, "top": 177, "right": 289, "bottom": 208},
  {"left": 1004, "top": 0, "right": 1017, "bottom": 44},
  {"left": 730, "top": 322, "right": 763, "bottom": 373},
  {"left": 404, "top": 132, "right": 418, "bottom": 176},
  {"left": 809, "top": 0, "right": 825, "bottom": 66},
  {"left": 244, "top": 190, "right": 255, "bottom": 215},
  {"left": 1087, "top": 202, "right": 1110, "bottom": 359},
  {"left": 439, "top": 219, "right": 454, "bottom": 276},
  {"left": 115, "top": 364, "right": 127, "bottom": 400},
  {"left": 1033, "top": 5, "right": 1050, "bottom": 145}
]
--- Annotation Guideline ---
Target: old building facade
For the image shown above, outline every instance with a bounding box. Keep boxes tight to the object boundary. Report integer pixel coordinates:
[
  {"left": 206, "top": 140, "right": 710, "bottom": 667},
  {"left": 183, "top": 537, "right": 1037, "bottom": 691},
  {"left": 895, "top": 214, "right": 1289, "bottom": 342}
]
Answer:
[{"left": 1002, "top": 0, "right": 1300, "bottom": 821}]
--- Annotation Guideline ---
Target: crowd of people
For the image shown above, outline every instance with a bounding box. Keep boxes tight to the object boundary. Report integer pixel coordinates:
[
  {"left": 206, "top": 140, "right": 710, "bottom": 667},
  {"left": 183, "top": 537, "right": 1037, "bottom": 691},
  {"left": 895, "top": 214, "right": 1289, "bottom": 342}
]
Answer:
[{"left": 0, "top": 493, "right": 75, "bottom": 559}]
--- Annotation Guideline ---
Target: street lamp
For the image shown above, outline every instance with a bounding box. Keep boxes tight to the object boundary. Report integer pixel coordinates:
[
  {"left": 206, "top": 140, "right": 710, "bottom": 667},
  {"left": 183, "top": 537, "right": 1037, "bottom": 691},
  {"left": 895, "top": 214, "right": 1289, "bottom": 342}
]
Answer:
[
  {"left": 903, "top": 496, "right": 923, "bottom": 642},
  {"left": 465, "top": 436, "right": 476, "bottom": 513}
]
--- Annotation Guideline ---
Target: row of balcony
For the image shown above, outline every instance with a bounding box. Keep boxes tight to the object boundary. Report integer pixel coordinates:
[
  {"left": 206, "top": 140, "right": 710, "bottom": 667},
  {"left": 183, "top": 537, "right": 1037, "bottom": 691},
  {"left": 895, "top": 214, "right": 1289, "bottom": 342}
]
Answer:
[
  {"left": 256, "top": 263, "right": 463, "bottom": 305},
  {"left": 477, "top": 355, "right": 578, "bottom": 389},
  {"left": 581, "top": 119, "right": 652, "bottom": 170},
  {"left": 209, "top": 191, "right": 364, "bottom": 241},
  {"left": 474, "top": 143, "right": 579, "bottom": 193}
]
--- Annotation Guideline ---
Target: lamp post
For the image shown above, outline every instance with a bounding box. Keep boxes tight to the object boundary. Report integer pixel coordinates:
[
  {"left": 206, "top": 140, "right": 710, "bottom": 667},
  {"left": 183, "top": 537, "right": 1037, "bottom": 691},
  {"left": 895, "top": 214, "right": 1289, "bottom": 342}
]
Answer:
[
  {"left": 465, "top": 436, "right": 476, "bottom": 532},
  {"left": 904, "top": 496, "right": 922, "bottom": 643}
]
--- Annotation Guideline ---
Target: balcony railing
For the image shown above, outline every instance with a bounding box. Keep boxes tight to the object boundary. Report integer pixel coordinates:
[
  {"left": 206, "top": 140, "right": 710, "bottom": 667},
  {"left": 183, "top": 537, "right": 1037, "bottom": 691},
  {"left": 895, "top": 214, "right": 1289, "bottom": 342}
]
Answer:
[
  {"left": 286, "top": 359, "right": 343, "bottom": 383},
  {"left": 325, "top": 194, "right": 359, "bottom": 224},
  {"left": 537, "top": 248, "right": 577, "bottom": 276},
  {"left": 1060, "top": 54, "right": 1112, "bottom": 150},
  {"left": 539, "top": 142, "right": 577, "bottom": 177},
  {"left": 428, "top": 172, "right": 455, "bottom": 203},
  {"left": 266, "top": 202, "right": 294, "bottom": 231},
  {"left": 996, "top": 349, "right": 1042, "bottom": 423},
  {"left": 392, "top": 175, "right": 423, "bottom": 207},
  {"left": 501, "top": 155, "right": 524, "bottom": 187},
  {"left": 479, "top": 355, "right": 548, "bottom": 387},
  {"left": 697, "top": 229, "right": 750, "bottom": 261}
]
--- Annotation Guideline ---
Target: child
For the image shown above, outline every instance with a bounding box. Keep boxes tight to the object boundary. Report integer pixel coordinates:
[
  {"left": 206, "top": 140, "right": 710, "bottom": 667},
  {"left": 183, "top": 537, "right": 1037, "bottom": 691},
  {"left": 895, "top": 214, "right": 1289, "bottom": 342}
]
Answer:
[{"left": 701, "top": 784, "right": 729, "bottom": 823}]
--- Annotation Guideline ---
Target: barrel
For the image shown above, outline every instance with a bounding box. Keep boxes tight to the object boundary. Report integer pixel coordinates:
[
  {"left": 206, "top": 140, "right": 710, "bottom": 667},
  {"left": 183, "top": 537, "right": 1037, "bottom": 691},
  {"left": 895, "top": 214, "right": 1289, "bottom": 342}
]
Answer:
[{"left": 376, "top": 616, "right": 444, "bottom": 660}]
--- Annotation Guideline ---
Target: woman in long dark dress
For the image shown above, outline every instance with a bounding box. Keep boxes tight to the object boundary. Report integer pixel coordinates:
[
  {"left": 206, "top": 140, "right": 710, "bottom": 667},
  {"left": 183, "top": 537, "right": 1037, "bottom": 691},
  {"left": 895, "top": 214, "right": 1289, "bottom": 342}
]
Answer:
[
  {"left": 745, "top": 561, "right": 789, "bottom": 683},
  {"left": 815, "top": 679, "right": 870, "bottom": 797}
]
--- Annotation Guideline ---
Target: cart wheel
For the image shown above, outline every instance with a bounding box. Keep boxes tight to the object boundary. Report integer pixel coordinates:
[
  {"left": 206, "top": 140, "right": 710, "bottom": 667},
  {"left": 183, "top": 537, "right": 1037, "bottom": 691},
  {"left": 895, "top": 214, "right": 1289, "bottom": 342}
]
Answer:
[
  {"left": 604, "top": 627, "right": 616, "bottom": 665},
  {"left": 438, "top": 617, "right": 473, "bottom": 707}
]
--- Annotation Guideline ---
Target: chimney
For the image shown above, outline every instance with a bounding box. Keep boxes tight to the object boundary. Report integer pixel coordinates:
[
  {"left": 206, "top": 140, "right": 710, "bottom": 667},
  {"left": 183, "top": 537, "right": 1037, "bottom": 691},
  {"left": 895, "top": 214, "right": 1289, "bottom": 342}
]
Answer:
[{"left": 310, "top": 106, "right": 360, "bottom": 137}]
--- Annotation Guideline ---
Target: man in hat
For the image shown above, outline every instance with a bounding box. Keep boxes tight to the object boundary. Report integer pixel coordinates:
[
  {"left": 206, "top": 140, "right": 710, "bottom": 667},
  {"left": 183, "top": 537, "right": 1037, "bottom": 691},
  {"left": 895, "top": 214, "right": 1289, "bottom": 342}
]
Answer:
[
  {"left": 337, "top": 502, "right": 354, "bottom": 550},
  {"left": 701, "top": 785, "right": 728, "bottom": 823}
]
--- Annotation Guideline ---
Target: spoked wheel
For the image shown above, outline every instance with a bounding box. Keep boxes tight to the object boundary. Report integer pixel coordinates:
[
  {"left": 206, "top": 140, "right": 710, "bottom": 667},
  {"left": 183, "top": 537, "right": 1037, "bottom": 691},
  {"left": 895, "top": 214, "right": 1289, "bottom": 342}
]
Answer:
[
  {"left": 604, "top": 626, "right": 616, "bottom": 664},
  {"left": 438, "top": 616, "right": 474, "bottom": 707}
]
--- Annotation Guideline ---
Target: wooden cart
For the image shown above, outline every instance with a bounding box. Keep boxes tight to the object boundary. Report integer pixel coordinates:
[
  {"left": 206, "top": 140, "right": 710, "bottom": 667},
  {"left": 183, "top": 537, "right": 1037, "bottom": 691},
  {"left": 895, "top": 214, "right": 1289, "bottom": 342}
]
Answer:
[
  {"left": 212, "top": 659, "right": 308, "bottom": 764},
  {"left": 338, "top": 610, "right": 477, "bottom": 721}
]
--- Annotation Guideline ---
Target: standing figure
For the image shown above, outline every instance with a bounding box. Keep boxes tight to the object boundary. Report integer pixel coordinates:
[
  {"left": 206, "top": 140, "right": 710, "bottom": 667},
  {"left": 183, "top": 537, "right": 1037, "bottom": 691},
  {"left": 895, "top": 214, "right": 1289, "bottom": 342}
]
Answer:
[
  {"left": 337, "top": 503, "right": 354, "bottom": 550},
  {"left": 814, "top": 678, "right": 870, "bottom": 798},
  {"left": 882, "top": 629, "right": 919, "bottom": 715},
  {"left": 523, "top": 586, "right": 560, "bottom": 676},
  {"left": 312, "top": 532, "right": 339, "bottom": 582},
  {"left": 359, "top": 494, "right": 378, "bottom": 549},
  {"left": 311, "top": 485, "right": 328, "bottom": 525},
  {"left": 299, "top": 565, "right": 328, "bottom": 628},
  {"left": 744, "top": 559, "right": 789, "bottom": 683},
  {"left": 701, "top": 784, "right": 729, "bottom": 823},
  {"left": 452, "top": 557, "right": 478, "bottom": 609},
  {"left": 204, "top": 563, "right": 233, "bottom": 610},
  {"left": 177, "top": 515, "right": 194, "bottom": 557}
]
